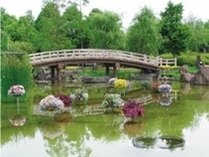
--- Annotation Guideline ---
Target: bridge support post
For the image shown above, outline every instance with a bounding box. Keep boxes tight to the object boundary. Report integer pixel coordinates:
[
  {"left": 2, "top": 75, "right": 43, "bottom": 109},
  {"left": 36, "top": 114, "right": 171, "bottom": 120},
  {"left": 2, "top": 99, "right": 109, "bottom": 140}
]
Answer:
[
  {"left": 57, "top": 63, "right": 64, "bottom": 85},
  {"left": 113, "top": 66, "right": 117, "bottom": 77},
  {"left": 105, "top": 66, "right": 110, "bottom": 76},
  {"left": 50, "top": 66, "right": 56, "bottom": 85}
]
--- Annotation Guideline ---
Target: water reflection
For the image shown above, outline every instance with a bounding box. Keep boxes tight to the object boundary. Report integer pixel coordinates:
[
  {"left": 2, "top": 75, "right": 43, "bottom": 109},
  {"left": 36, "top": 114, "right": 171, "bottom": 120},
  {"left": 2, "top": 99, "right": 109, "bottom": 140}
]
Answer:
[
  {"left": 159, "top": 96, "right": 172, "bottom": 106},
  {"left": 1, "top": 83, "right": 209, "bottom": 157},
  {"left": 39, "top": 122, "right": 64, "bottom": 139},
  {"left": 122, "top": 121, "right": 144, "bottom": 138},
  {"left": 9, "top": 114, "right": 26, "bottom": 126},
  {"left": 132, "top": 136, "right": 185, "bottom": 150}
]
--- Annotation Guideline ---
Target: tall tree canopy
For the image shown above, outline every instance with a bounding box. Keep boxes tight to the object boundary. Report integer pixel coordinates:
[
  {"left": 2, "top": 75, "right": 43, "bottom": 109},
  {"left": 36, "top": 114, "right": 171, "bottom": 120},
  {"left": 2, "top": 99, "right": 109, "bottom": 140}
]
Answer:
[
  {"left": 126, "top": 6, "right": 162, "bottom": 55},
  {"left": 87, "top": 9, "right": 125, "bottom": 49},
  {"left": 62, "top": 5, "right": 90, "bottom": 48},
  {"left": 160, "top": 1, "right": 190, "bottom": 56},
  {"left": 34, "top": 2, "right": 63, "bottom": 51}
]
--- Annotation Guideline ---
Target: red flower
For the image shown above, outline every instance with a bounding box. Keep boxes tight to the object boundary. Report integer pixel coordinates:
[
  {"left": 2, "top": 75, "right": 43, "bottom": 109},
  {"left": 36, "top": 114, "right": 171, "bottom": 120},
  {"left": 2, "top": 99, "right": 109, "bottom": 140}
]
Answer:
[
  {"left": 54, "top": 94, "right": 72, "bottom": 107},
  {"left": 122, "top": 100, "right": 144, "bottom": 118}
]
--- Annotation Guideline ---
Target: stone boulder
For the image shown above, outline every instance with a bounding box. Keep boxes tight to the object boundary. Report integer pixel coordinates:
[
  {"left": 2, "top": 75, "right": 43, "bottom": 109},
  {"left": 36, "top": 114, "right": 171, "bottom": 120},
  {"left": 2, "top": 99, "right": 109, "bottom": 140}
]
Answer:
[
  {"left": 180, "top": 73, "right": 194, "bottom": 82},
  {"left": 179, "top": 65, "right": 194, "bottom": 82},
  {"left": 191, "top": 66, "right": 209, "bottom": 85},
  {"left": 179, "top": 64, "right": 189, "bottom": 74}
]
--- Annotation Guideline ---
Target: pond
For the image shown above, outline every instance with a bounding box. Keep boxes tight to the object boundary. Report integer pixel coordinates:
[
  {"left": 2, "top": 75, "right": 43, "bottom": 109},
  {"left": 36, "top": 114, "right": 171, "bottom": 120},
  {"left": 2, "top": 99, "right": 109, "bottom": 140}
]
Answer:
[{"left": 1, "top": 83, "right": 209, "bottom": 157}]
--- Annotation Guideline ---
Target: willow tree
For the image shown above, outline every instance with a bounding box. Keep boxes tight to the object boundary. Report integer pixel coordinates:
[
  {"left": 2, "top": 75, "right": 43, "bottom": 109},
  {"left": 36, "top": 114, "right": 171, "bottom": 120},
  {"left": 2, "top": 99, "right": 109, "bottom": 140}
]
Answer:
[
  {"left": 126, "top": 6, "right": 162, "bottom": 55},
  {"left": 87, "top": 9, "right": 125, "bottom": 49}
]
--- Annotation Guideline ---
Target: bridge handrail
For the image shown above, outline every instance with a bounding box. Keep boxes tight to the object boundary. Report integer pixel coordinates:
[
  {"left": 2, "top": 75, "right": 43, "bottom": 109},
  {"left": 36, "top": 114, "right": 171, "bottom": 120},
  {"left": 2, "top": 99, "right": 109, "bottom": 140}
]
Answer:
[{"left": 29, "top": 49, "right": 176, "bottom": 67}]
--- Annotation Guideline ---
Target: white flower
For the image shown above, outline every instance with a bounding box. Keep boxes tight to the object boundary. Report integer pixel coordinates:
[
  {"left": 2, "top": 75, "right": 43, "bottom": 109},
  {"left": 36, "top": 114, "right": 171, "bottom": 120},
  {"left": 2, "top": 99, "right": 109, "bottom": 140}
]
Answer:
[
  {"left": 8, "top": 85, "right": 25, "bottom": 96},
  {"left": 82, "top": 92, "right": 89, "bottom": 100},
  {"left": 39, "top": 95, "right": 64, "bottom": 111}
]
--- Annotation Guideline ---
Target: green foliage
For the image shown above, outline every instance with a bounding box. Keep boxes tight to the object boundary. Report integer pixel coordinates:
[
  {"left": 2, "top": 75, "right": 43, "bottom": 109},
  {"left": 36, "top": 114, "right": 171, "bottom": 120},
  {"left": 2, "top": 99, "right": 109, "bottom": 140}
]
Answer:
[
  {"left": 1, "top": 54, "right": 34, "bottom": 102},
  {"left": 34, "top": 2, "right": 63, "bottom": 51},
  {"left": 126, "top": 6, "right": 162, "bottom": 55},
  {"left": 62, "top": 5, "right": 90, "bottom": 48},
  {"left": 0, "top": 30, "right": 9, "bottom": 51},
  {"left": 87, "top": 10, "right": 125, "bottom": 49},
  {"left": 160, "top": 1, "right": 190, "bottom": 56}
]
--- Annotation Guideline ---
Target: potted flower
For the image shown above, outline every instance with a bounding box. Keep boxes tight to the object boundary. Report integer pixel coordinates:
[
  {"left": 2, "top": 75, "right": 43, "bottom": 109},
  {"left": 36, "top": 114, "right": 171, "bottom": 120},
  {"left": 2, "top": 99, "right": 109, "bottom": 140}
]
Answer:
[
  {"left": 102, "top": 93, "right": 124, "bottom": 112},
  {"left": 8, "top": 85, "right": 26, "bottom": 126},
  {"left": 114, "top": 78, "right": 128, "bottom": 95},
  {"left": 39, "top": 95, "right": 65, "bottom": 113},
  {"left": 8, "top": 85, "right": 26, "bottom": 97},
  {"left": 8, "top": 84, "right": 26, "bottom": 107},
  {"left": 158, "top": 84, "right": 172, "bottom": 96},
  {"left": 122, "top": 99, "right": 144, "bottom": 122}
]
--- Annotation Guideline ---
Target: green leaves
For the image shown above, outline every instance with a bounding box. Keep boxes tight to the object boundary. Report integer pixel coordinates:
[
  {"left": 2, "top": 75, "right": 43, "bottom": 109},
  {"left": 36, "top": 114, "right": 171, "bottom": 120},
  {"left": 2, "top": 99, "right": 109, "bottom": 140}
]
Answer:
[
  {"left": 160, "top": 1, "right": 190, "bottom": 56},
  {"left": 126, "top": 7, "right": 162, "bottom": 55}
]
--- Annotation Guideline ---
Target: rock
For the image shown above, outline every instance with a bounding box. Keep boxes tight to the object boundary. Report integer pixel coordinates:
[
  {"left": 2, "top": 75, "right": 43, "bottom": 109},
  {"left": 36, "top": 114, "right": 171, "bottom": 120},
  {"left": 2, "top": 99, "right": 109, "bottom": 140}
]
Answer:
[
  {"left": 191, "top": 66, "right": 209, "bottom": 85},
  {"left": 180, "top": 73, "right": 194, "bottom": 82},
  {"left": 180, "top": 64, "right": 193, "bottom": 82},
  {"left": 179, "top": 64, "right": 189, "bottom": 74}
]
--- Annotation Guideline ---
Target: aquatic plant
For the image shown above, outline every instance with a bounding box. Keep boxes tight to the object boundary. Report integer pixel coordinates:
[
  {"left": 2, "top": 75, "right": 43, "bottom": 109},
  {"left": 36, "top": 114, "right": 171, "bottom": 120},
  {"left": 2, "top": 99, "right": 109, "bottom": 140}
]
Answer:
[
  {"left": 1, "top": 54, "right": 33, "bottom": 102},
  {"left": 122, "top": 99, "right": 144, "bottom": 121}
]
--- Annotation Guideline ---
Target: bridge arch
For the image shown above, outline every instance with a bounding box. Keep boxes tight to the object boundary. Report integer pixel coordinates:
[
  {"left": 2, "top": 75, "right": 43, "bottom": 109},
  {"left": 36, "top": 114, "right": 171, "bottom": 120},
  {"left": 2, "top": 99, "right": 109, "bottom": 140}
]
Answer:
[{"left": 29, "top": 49, "right": 176, "bottom": 84}]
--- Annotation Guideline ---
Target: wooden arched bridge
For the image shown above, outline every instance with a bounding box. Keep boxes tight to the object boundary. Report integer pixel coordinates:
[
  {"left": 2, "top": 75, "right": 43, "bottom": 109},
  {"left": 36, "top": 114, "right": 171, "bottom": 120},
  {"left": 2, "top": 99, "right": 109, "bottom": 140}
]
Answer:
[{"left": 29, "top": 49, "right": 177, "bottom": 84}]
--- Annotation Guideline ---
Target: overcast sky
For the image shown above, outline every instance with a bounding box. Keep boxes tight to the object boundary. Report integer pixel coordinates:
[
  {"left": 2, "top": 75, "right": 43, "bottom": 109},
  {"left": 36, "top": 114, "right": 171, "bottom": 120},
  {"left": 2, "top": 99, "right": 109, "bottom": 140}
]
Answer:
[{"left": 1, "top": 0, "right": 209, "bottom": 29}]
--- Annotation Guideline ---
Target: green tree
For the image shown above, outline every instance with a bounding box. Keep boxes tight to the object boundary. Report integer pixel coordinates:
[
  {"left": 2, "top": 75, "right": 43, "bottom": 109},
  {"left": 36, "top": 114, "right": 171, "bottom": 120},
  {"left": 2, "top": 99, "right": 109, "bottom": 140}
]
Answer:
[
  {"left": 160, "top": 1, "right": 190, "bottom": 56},
  {"left": 68, "top": 0, "right": 89, "bottom": 12},
  {"left": 203, "top": 20, "right": 209, "bottom": 52},
  {"left": 126, "top": 6, "right": 162, "bottom": 55},
  {"left": 34, "top": 2, "right": 64, "bottom": 51},
  {"left": 62, "top": 5, "right": 90, "bottom": 48},
  {"left": 1, "top": 7, "right": 20, "bottom": 41},
  {"left": 87, "top": 9, "right": 125, "bottom": 49},
  {"left": 185, "top": 15, "right": 209, "bottom": 52}
]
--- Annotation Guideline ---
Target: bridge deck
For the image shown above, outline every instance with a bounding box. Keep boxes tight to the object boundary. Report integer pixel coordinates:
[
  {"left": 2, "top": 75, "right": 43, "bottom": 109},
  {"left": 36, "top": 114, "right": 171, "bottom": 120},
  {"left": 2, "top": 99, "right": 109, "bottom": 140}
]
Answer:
[{"left": 29, "top": 49, "right": 177, "bottom": 70}]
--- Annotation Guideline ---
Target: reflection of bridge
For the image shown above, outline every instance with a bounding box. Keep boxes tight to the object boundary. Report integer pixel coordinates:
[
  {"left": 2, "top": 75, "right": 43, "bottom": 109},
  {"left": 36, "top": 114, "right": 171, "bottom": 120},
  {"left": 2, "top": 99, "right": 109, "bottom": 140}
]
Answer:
[{"left": 29, "top": 49, "right": 177, "bottom": 84}]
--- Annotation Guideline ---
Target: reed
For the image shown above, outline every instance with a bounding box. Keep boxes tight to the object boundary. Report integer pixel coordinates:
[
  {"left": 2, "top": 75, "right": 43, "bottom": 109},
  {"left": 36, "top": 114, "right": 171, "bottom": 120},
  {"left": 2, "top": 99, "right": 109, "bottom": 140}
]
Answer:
[{"left": 1, "top": 54, "right": 34, "bottom": 102}]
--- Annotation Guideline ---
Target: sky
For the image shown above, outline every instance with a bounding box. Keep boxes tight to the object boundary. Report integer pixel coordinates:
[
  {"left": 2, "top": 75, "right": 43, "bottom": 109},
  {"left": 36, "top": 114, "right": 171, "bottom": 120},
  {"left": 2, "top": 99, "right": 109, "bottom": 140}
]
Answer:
[{"left": 1, "top": 0, "right": 209, "bottom": 29}]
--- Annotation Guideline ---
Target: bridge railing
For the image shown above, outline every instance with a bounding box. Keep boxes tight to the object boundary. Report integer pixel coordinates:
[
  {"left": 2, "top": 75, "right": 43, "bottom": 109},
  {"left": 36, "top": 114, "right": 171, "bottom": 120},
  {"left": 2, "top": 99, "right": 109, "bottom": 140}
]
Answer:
[{"left": 29, "top": 49, "right": 176, "bottom": 67}]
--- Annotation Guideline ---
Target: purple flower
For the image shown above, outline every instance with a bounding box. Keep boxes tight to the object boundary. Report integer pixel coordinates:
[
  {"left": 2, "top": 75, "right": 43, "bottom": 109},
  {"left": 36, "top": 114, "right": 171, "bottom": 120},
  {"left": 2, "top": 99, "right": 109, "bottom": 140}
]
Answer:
[
  {"left": 122, "top": 100, "right": 144, "bottom": 118},
  {"left": 158, "top": 84, "right": 172, "bottom": 94}
]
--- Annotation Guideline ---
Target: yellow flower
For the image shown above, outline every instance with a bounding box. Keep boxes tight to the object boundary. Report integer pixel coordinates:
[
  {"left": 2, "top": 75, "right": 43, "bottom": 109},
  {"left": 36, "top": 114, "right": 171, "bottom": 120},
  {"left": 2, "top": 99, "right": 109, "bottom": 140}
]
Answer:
[{"left": 114, "top": 79, "right": 127, "bottom": 90}]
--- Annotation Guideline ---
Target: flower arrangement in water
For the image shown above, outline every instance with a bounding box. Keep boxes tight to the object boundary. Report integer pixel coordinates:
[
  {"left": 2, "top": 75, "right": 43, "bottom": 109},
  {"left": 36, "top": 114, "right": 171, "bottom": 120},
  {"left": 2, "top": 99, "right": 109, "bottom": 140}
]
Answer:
[
  {"left": 8, "top": 85, "right": 25, "bottom": 97},
  {"left": 122, "top": 99, "right": 144, "bottom": 122},
  {"left": 114, "top": 79, "right": 128, "bottom": 90},
  {"left": 158, "top": 84, "right": 172, "bottom": 94},
  {"left": 70, "top": 88, "right": 89, "bottom": 105},
  {"left": 39, "top": 95, "right": 65, "bottom": 112},
  {"left": 102, "top": 93, "right": 124, "bottom": 112},
  {"left": 54, "top": 94, "right": 72, "bottom": 108}
]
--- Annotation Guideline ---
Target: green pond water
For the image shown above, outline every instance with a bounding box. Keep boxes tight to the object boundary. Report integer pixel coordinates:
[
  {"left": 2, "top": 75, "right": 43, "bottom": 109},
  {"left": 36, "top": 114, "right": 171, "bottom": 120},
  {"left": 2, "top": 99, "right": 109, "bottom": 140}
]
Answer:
[{"left": 1, "top": 83, "right": 209, "bottom": 157}]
